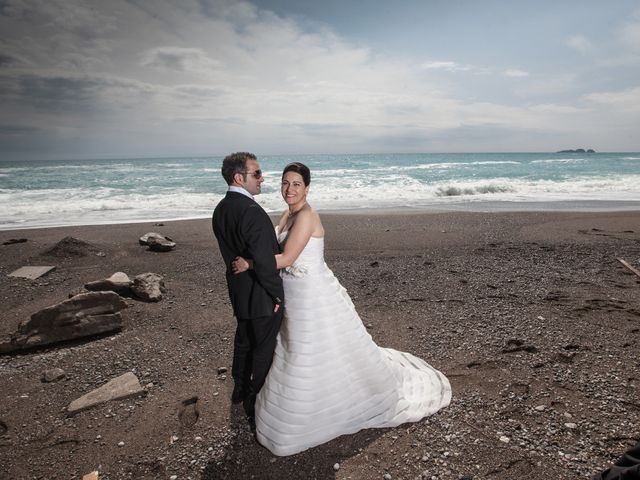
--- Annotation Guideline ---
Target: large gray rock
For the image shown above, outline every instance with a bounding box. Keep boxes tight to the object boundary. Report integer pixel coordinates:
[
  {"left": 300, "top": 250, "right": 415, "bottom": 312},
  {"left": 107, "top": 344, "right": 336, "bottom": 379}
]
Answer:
[
  {"left": 147, "top": 236, "right": 176, "bottom": 252},
  {"left": 139, "top": 232, "right": 175, "bottom": 251},
  {"left": 85, "top": 272, "right": 132, "bottom": 296},
  {"left": 67, "top": 372, "right": 146, "bottom": 415},
  {"left": 131, "top": 273, "right": 166, "bottom": 302},
  {"left": 0, "top": 291, "right": 127, "bottom": 354},
  {"left": 139, "top": 232, "right": 164, "bottom": 245}
]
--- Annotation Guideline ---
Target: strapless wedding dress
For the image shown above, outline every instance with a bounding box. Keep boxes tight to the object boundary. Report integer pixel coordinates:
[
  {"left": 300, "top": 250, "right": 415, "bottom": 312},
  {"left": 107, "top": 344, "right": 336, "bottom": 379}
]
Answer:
[{"left": 255, "top": 229, "right": 451, "bottom": 456}]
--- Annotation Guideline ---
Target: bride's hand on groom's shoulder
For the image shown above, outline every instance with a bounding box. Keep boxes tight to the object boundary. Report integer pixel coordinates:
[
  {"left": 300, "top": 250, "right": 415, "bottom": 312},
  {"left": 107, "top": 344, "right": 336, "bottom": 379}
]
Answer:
[{"left": 231, "top": 256, "right": 250, "bottom": 274}]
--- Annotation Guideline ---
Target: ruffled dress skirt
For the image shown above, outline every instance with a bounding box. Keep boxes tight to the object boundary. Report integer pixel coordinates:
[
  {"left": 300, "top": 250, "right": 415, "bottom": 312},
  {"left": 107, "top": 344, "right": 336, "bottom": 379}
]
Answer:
[{"left": 255, "top": 235, "right": 451, "bottom": 456}]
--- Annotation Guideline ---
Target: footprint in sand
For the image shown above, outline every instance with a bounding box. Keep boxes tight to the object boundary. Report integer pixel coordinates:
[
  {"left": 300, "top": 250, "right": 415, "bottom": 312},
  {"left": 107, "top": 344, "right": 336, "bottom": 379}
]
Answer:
[{"left": 178, "top": 396, "right": 199, "bottom": 428}]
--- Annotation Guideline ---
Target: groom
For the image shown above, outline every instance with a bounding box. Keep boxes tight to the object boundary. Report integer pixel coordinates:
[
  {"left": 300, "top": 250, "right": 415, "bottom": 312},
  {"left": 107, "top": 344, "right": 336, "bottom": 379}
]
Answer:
[{"left": 212, "top": 152, "right": 284, "bottom": 422}]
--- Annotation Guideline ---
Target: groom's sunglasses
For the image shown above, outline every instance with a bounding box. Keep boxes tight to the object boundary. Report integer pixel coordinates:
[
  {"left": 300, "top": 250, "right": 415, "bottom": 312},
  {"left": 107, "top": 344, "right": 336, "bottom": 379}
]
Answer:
[{"left": 244, "top": 170, "right": 263, "bottom": 179}]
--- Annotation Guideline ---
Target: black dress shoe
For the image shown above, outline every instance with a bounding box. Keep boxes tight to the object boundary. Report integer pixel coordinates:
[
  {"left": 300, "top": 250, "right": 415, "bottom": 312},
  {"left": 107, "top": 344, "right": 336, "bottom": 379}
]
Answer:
[{"left": 231, "top": 385, "right": 246, "bottom": 404}]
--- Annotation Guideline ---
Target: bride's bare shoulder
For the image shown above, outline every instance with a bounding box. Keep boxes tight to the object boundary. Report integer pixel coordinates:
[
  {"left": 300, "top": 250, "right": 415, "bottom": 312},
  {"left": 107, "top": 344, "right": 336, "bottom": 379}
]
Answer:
[{"left": 304, "top": 206, "right": 324, "bottom": 234}]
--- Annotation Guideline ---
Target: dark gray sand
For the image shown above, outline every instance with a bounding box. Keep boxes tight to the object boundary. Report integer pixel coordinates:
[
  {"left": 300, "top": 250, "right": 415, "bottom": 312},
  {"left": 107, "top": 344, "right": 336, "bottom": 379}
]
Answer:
[{"left": 1, "top": 211, "right": 639, "bottom": 479}]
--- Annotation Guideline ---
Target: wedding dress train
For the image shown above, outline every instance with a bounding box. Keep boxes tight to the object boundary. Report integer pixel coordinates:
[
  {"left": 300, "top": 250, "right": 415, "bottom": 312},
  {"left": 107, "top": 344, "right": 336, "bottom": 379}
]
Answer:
[{"left": 255, "top": 230, "right": 451, "bottom": 456}]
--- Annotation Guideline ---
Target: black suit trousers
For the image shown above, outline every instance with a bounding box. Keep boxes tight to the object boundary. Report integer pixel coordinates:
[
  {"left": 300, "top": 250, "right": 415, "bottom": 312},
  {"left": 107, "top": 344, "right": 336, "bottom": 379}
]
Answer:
[{"left": 232, "top": 308, "right": 283, "bottom": 409}]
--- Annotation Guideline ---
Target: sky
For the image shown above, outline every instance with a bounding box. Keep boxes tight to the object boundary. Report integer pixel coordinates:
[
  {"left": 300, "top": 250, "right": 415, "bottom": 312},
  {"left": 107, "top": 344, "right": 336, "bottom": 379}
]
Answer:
[{"left": 1, "top": 0, "right": 639, "bottom": 160}]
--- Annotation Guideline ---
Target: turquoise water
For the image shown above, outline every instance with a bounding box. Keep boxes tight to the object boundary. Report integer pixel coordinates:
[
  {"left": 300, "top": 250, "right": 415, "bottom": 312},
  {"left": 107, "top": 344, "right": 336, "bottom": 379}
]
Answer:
[{"left": 1, "top": 152, "right": 639, "bottom": 229}]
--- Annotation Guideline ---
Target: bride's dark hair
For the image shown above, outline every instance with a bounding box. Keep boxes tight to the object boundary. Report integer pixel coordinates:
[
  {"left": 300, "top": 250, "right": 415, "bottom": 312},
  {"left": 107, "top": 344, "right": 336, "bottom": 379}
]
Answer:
[{"left": 282, "top": 162, "right": 311, "bottom": 186}]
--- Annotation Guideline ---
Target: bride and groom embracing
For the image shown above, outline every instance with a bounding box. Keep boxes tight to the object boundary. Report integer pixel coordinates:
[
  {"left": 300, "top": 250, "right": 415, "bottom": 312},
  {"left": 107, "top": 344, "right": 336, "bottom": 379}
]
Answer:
[{"left": 212, "top": 152, "right": 451, "bottom": 456}]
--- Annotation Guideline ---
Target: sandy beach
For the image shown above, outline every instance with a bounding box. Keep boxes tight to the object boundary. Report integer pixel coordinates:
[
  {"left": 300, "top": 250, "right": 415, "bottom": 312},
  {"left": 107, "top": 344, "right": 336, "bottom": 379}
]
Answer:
[{"left": 1, "top": 210, "right": 639, "bottom": 480}]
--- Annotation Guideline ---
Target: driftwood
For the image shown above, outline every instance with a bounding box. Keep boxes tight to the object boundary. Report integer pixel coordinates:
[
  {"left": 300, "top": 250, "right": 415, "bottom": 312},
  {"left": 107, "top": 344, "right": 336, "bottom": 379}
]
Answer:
[{"left": 616, "top": 258, "right": 640, "bottom": 279}]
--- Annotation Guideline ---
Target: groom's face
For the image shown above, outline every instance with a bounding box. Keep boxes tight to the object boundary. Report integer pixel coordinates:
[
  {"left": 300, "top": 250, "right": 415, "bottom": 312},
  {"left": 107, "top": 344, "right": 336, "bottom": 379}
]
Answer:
[{"left": 242, "top": 159, "right": 264, "bottom": 196}]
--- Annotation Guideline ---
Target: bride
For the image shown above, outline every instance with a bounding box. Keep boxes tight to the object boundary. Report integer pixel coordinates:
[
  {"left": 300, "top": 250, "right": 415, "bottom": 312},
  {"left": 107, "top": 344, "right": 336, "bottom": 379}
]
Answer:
[{"left": 232, "top": 162, "right": 451, "bottom": 456}]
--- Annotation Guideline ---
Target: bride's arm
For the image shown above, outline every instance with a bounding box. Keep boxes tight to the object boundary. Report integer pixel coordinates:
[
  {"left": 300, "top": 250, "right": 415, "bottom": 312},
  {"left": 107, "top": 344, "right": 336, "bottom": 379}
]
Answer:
[
  {"left": 274, "top": 210, "right": 314, "bottom": 269},
  {"left": 232, "top": 210, "right": 314, "bottom": 273}
]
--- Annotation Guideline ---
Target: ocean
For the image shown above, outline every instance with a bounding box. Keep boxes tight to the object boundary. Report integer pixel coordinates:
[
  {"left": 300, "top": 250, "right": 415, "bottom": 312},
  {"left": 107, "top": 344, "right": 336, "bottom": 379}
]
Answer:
[{"left": 1, "top": 152, "right": 640, "bottom": 230}]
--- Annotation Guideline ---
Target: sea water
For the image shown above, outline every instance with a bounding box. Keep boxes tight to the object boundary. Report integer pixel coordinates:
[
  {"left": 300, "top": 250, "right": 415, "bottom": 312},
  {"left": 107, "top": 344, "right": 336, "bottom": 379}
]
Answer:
[{"left": 1, "top": 152, "right": 639, "bottom": 229}]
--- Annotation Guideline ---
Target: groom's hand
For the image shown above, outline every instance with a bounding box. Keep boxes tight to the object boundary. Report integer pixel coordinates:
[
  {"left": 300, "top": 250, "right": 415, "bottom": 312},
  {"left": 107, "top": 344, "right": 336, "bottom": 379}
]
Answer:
[{"left": 231, "top": 256, "right": 250, "bottom": 274}]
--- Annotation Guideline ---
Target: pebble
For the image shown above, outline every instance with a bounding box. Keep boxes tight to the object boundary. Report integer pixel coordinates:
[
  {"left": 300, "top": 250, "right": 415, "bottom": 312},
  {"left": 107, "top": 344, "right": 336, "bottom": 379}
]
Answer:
[
  {"left": 534, "top": 405, "right": 546, "bottom": 411},
  {"left": 118, "top": 441, "right": 125, "bottom": 447},
  {"left": 564, "top": 422, "right": 577, "bottom": 429},
  {"left": 333, "top": 463, "right": 340, "bottom": 471},
  {"left": 170, "top": 476, "right": 177, "bottom": 480},
  {"left": 499, "top": 436, "right": 510, "bottom": 443},
  {"left": 384, "top": 474, "right": 392, "bottom": 480}
]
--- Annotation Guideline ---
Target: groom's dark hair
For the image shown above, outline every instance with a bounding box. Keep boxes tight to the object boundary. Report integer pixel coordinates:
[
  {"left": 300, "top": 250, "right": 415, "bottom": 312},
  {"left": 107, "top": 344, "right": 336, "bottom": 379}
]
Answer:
[
  {"left": 221, "top": 152, "right": 257, "bottom": 185},
  {"left": 283, "top": 162, "right": 311, "bottom": 186}
]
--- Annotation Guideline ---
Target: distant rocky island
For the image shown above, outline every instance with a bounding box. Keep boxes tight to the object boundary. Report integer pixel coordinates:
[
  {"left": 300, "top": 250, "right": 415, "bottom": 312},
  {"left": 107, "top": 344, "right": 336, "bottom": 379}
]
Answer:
[{"left": 556, "top": 148, "right": 596, "bottom": 153}]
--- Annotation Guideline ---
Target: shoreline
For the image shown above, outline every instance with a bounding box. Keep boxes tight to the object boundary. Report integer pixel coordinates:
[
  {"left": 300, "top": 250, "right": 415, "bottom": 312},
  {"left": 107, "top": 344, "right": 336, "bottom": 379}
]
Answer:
[{"left": 2, "top": 199, "right": 640, "bottom": 232}]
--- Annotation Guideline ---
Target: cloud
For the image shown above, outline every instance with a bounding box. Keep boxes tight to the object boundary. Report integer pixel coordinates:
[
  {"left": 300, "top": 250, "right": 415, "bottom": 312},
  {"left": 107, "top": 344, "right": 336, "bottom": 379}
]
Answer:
[
  {"left": 420, "top": 61, "right": 473, "bottom": 72},
  {"left": 0, "top": 124, "right": 43, "bottom": 135},
  {"left": 585, "top": 86, "right": 640, "bottom": 112},
  {"left": 1, "top": 0, "right": 117, "bottom": 36},
  {"left": 141, "top": 47, "right": 221, "bottom": 73},
  {"left": 566, "top": 35, "right": 592, "bottom": 55},
  {"left": 504, "top": 69, "right": 529, "bottom": 78},
  {"left": 514, "top": 73, "right": 577, "bottom": 97},
  {"left": 618, "top": 14, "right": 640, "bottom": 52},
  {"left": 0, "top": 70, "right": 158, "bottom": 113}
]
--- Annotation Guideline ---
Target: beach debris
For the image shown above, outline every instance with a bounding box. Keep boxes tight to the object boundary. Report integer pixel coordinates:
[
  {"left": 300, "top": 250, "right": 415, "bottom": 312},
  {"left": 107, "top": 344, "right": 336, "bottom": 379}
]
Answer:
[
  {"left": 0, "top": 291, "right": 127, "bottom": 354},
  {"left": 2, "top": 238, "right": 27, "bottom": 245},
  {"left": 41, "top": 368, "right": 66, "bottom": 383},
  {"left": 8, "top": 265, "right": 56, "bottom": 279},
  {"left": 42, "top": 236, "right": 102, "bottom": 257},
  {"left": 139, "top": 232, "right": 176, "bottom": 251},
  {"left": 82, "top": 471, "right": 99, "bottom": 480},
  {"left": 67, "top": 371, "right": 145, "bottom": 416},
  {"left": 501, "top": 338, "right": 538, "bottom": 354},
  {"left": 617, "top": 257, "right": 640, "bottom": 279},
  {"left": 131, "top": 272, "right": 166, "bottom": 302},
  {"left": 85, "top": 272, "right": 132, "bottom": 296}
]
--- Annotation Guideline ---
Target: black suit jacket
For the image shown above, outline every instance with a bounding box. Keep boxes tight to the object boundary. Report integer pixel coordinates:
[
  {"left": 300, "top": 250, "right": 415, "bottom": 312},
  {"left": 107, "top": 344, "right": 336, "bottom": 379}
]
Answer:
[{"left": 212, "top": 191, "right": 284, "bottom": 320}]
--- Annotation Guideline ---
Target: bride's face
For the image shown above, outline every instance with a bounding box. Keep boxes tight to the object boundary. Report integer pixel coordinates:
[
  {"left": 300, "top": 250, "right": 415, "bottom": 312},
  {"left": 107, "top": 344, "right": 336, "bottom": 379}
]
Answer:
[{"left": 281, "top": 171, "right": 309, "bottom": 206}]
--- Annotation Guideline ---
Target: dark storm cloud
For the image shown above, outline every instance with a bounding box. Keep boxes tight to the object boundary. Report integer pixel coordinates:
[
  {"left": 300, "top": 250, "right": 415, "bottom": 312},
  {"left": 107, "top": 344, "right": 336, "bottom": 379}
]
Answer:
[
  {"left": 0, "top": 124, "right": 42, "bottom": 135},
  {"left": 0, "top": 72, "right": 156, "bottom": 112},
  {"left": 0, "top": 51, "right": 26, "bottom": 67}
]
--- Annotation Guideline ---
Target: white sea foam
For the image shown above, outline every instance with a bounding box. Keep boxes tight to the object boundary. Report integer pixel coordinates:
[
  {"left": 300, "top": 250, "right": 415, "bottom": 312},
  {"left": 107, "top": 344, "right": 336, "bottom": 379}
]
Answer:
[
  {"left": 249, "top": 174, "right": 640, "bottom": 214},
  {"left": 531, "top": 158, "right": 586, "bottom": 164},
  {"left": 2, "top": 153, "right": 640, "bottom": 229}
]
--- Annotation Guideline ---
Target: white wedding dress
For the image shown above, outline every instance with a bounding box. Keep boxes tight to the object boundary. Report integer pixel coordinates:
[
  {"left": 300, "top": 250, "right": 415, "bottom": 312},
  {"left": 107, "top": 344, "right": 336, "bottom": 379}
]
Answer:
[{"left": 255, "top": 228, "right": 452, "bottom": 456}]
